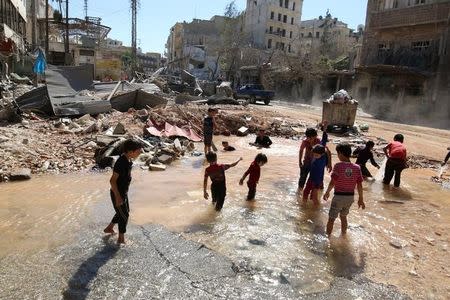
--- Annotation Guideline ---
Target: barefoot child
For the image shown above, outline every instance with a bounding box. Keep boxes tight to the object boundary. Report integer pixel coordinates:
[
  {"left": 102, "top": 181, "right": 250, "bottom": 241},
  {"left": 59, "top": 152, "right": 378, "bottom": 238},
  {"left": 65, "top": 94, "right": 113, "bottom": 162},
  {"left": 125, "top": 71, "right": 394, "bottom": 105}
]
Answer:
[
  {"left": 383, "top": 134, "right": 407, "bottom": 187},
  {"left": 298, "top": 121, "right": 331, "bottom": 191},
  {"left": 203, "top": 108, "right": 218, "bottom": 155},
  {"left": 323, "top": 143, "right": 365, "bottom": 237},
  {"left": 355, "top": 140, "right": 380, "bottom": 179},
  {"left": 103, "top": 139, "right": 143, "bottom": 244},
  {"left": 204, "top": 152, "right": 242, "bottom": 211},
  {"left": 302, "top": 145, "right": 331, "bottom": 206},
  {"left": 239, "top": 153, "right": 268, "bottom": 201}
]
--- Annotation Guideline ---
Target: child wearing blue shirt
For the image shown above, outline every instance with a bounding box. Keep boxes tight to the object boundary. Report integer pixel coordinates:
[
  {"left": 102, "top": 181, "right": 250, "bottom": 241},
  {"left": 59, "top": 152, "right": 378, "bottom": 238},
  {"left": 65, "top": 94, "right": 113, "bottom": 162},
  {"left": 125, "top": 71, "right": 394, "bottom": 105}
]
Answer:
[{"left": 302, "top": 138, "right": 331, "bottom": 206}]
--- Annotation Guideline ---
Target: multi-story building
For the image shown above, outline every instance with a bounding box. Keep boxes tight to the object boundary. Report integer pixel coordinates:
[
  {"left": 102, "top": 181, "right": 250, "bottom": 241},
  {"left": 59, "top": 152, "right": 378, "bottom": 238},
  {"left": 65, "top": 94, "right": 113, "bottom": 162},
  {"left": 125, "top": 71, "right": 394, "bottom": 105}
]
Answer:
[
  {"left": 137, "top": 52, "right": 162, "bottom": 74},
  {"left": 355, "top": 0, "right": 450, "bottom": 127},
  {"left": 298, "top": 15, "right": 361, "bottom": 59},
  {"left": 0, "top": 0, "right": 27, "bottom": 74},
  {"left": 25, "top": 0, "right": 52, "bottom": 46},
  {"left": 244, "top": 0, "right": 303, "bottom": 54},
  {"left": 166, "top": 16, "right": 232, "bottom": 79}
]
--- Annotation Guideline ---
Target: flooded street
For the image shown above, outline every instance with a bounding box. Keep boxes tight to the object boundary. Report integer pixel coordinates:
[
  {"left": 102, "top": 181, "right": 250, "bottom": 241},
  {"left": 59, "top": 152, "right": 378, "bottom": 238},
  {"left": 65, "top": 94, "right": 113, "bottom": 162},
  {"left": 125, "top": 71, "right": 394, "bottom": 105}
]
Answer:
[{"left": 1, "top": 135, "right": 449, "bottom": 299}]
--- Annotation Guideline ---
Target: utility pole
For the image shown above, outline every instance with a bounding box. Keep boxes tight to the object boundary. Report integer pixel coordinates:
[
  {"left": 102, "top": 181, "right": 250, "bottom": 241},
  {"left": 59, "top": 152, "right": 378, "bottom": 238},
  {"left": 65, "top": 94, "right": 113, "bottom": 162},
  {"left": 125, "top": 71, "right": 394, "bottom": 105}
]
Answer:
[
  {"left": 31, "top": 0, "right": 37, "bottom": 47},
  {"left": 45, "top": 0, "right": 49, "bottom": 55},
  {"left": 131, "top": 0, "right": 137, "bottom": 75},
  {"left": 65, "top": 0, "right": 70, "bottom": 65},
  {"left": 84, "top": 0, "right": 88, "bottom": 20}
]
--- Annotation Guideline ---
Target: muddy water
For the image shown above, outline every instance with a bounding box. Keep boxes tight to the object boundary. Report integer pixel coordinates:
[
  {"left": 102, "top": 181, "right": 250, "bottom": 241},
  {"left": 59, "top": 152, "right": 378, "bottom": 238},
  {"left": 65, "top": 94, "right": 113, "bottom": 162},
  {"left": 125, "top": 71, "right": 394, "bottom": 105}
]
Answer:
[{"left": 1, "top": 136, "right": 449, "bottom": 298}]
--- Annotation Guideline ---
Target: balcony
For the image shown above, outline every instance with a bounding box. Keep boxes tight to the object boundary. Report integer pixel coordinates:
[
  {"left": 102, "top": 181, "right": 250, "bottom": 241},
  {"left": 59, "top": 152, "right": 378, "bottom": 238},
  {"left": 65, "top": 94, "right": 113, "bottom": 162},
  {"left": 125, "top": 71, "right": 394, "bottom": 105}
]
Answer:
[
  {"left": 370, "top": 2, "right": 450, "bottom": 29},
  {"left": 365, "top": 43, "right": 440, "bottom": 73}
]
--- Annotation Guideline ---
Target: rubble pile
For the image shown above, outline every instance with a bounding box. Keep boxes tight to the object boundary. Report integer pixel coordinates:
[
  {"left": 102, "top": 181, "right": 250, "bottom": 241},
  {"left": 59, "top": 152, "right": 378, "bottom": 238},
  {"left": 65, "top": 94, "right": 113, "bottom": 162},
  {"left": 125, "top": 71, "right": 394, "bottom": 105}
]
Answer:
[{"left": 407, "top": 155, "right": 442, "bottom": 170}]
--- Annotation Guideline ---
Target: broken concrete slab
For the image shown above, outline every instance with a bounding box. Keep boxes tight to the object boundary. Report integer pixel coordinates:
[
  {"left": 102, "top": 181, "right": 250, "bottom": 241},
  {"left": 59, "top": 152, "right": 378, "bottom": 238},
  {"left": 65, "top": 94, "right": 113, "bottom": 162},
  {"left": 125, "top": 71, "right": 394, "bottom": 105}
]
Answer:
[
  {"left": 110, "top": 90, "right": 167, "bottom": 112},
  {"left": 157, "top": 154, "right": 174, "bottom": 165},
  {"left": 149, "top": 164, "right": 167, "bottom": 171},
  {"left": 237, "top": 126, "right": 249, "bottom": 136},
  {"left": 9, "top": 168, "right": 32, "bottom": 181}
]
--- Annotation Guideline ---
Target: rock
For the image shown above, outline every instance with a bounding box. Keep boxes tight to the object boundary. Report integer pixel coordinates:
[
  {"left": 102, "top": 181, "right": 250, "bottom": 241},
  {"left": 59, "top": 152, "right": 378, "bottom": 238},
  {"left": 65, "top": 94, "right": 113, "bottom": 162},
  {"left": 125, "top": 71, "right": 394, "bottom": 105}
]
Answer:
[
  {"left": 9, "top": 168, "right": 32, "bottom": 181},
  {"left": 21, "top": 120, "right": 30, "bottom": 126},
  {"left": 174, "top": 138, "right": 182, "bottom": 151},
  {"left": 113, "top": 123, "right": 126, "bottom": 135},
  {"left": 69, "top": 122, "right": 81, "bottom": 130},
  {"left": 41, "top": 161, "right": 50, "bottom": 171},
  {"left": 390, "top": 239, "right": 406, "bottom": 249},
  {"left": 408, "top": 270, "right": 419, "bottom": 277},
  {"left": 140, "top": 166, "right": 149, "bottom": 170},
  {"left": 76, "top": 114, "right": 95, "bottom": 125},
  {"left": 157, "top": 154, "right": 174, "bottom": 165},
  {"left": 149, "top": 164, "right": 166, "bottom": 171},
  {"left": 84, "top": 141, "right": 98, "bottom": 149},
  {"left": 135, "top": 109, "right": 149, "bottom": 119},
  {"left": 0, "top": 135, "right": 10, "bottom": 143},
  {"left": 83, "top": 122, "right": 100, "bottom": 134},
  {"left": 22, "top": 138, "right": 29, "bottom": 145}
]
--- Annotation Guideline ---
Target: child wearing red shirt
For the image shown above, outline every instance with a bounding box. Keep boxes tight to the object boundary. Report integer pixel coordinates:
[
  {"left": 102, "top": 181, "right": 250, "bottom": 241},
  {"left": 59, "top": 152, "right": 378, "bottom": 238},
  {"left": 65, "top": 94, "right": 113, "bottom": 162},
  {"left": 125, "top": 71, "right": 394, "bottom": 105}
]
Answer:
[
  {"left": 323, "top": 143, "right": 365, "bottom": 237},
  {"left": 383, "top": 134, "right": 407, "bottom": 187},
  {"left": 240, "top": 153, "right": 268, "bottom": 201},
  {"left": 204, "top": 152, "right": 242, "bottom": 211}
]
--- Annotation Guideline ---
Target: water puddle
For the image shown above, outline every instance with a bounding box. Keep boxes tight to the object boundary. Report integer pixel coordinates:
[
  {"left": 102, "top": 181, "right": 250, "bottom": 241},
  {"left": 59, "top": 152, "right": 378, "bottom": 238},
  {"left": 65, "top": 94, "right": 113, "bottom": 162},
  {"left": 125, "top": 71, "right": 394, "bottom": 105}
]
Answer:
[{"left": 1, "top": 136, "right": 449, "bottom": 298}]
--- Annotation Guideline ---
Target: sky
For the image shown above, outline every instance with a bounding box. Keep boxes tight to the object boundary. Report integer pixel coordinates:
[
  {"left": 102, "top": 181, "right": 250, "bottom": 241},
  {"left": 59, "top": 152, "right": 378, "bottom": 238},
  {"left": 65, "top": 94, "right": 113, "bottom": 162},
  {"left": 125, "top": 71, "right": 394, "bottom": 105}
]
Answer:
[{"left": 67, "top": 0, "right": 367, "bottom": 54}]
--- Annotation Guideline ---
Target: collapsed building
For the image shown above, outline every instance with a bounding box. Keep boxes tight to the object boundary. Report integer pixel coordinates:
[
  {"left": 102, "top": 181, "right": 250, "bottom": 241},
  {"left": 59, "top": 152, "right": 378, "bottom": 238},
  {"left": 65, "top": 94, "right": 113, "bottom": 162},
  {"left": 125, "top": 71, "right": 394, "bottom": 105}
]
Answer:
[{"left": 355, "top": 0, "right": 450, "bottom": 127}]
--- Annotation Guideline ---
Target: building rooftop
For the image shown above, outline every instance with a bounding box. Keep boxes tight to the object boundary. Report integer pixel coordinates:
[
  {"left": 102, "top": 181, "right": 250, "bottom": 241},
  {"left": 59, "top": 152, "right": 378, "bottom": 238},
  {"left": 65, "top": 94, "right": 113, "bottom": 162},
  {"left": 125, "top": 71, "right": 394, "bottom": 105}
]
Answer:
[{"left": 300, "top": 18, "right": 348, "bottom": 29}]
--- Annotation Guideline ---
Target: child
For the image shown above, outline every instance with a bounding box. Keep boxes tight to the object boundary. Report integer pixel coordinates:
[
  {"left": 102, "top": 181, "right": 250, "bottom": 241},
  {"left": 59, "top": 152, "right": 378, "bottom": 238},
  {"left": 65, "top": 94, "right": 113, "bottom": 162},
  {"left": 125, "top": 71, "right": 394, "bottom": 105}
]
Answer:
[
  {"left": 203, "top": 108, "right": 218, "bottom": 155},
  {"left": 302, "top": 144, "right": 331, "bottom": 206},
  {"left": 355, "top": 140, "right": 380, "bottom": 179},
  {"left": 383, "top": 134, "right": 407, "bottom": 187},
  {"left": 239, "top": 153, "right": 268, "bottom": 201},
  {"left": 222, "top": 141, "right": 236, "bottom": 152},
  {"left": 103, "top": 139, "right": 143, "bottom": 244},
  {"left": 252, "top": 129, "right": 272, "bottom": 148},
  {"left": 323, "top": 143, "right": 364, "bottom": 237},
  {"left": 204, "top": 152, "right": 242, "bottom": 211},
  {"left": 298, "top": 121, "right": 331, "bottom": 191}
]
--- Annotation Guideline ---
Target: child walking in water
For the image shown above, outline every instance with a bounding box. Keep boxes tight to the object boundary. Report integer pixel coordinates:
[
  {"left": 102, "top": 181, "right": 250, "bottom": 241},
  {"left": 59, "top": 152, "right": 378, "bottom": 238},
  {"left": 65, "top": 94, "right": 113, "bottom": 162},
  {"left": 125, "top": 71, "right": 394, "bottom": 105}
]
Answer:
[
  {"left": 204, "top": 152, "right": 242, "bottom": 211},
  {"left": 203, "top": 108, "right": 218, "bottom": 155},
  {"left": 355, "top": 140, "right": 380, "bottom": 179},
  {"left": 240, "top": 153, "right": 268, "bottom": 201},
  {"left": 323, "top": 143, "right": 365, "bottom": 237},
  {"left": 103, "top": 139, "right": 143, "bottom": 244},
  {"left": 302, "top": 144, "right": 331, "bottom": 206},
  {"left": 298, "top": 121, "right": 331, "bottom": 192},
  {"left": 383, "top": 134, "right": 407, "bottom": 187}
]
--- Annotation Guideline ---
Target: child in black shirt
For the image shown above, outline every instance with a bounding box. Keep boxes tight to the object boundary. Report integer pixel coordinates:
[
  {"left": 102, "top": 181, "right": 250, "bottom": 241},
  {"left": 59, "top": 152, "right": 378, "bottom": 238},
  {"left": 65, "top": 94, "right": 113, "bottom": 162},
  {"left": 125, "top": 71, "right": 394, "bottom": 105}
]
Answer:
[{"left": 103, "top": 139, "right": 143, "bottom": 244}]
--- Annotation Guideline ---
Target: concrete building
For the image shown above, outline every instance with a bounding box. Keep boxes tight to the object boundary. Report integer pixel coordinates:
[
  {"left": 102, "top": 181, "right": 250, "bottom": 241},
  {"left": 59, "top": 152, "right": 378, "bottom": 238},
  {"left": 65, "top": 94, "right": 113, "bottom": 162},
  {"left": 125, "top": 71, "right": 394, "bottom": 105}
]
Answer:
[
  {"left": 0, "top": 0, "right": 27, "bottom": 52},
  {"left": 244, "top": 0, "right": 303, "bottom": 54},
  {"left": 137, "top": 52, "right": 162, "bottom": 74},
  {"left": 298, "top": 15, "right": 361, "bottom": 60},
  {"left": 355, "top": 0, "right": 450, "bottom": 127},
  {"left": 25, "top": 0, "right": 52, "bottom": 46},
  {"left": 166, "top": 16, "right": 232, "bottom": 79}
]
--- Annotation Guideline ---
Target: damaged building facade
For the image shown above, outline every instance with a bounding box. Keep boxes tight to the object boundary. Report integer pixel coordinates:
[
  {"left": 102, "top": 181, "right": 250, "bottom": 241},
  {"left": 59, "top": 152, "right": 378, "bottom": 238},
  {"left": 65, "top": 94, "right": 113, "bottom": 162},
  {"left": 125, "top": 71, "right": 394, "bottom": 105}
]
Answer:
[
  {"left": 166, "top": 16, "right": 231, "bottom": 80},
  {"left": 355, "top": 0, "right": 450, "bottom": 127},
  {"left": 244, "top": 0, "right": 303, "bottom": 54},
  {"left": 0, "top": 0, "right": 27, "bottom": 75}
]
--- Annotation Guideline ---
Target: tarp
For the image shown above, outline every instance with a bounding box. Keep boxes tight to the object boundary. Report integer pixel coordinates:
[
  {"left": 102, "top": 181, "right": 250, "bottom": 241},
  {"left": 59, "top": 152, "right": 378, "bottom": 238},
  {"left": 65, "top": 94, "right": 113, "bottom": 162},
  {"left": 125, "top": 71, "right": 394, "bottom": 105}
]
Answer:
[{"left": 146, "top": 121, "right": 202, "bottom": 142}]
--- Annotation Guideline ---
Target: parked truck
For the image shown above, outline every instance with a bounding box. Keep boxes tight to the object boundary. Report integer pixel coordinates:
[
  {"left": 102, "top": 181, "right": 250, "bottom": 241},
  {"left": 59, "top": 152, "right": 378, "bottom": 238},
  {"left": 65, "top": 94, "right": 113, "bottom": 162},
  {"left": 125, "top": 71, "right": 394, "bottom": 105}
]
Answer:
[{"left": 234, "top": 84, "right": 275, "bottom": 105}]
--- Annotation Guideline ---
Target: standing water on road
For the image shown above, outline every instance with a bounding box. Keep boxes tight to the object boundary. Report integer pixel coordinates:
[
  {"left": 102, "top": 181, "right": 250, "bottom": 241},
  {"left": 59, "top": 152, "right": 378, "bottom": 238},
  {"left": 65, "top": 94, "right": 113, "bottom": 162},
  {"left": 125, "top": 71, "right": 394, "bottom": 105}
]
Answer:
[{"left": 1, "top": 136, "right": 449, "bottom": 298}]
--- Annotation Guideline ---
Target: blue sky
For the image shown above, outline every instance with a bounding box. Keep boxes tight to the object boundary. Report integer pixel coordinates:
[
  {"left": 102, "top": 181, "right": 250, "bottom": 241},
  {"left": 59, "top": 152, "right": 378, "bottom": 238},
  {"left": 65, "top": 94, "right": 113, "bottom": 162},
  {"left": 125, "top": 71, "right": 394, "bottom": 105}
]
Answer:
[{"left": 67, "top": 0, "right": 367, "bottom": 54}]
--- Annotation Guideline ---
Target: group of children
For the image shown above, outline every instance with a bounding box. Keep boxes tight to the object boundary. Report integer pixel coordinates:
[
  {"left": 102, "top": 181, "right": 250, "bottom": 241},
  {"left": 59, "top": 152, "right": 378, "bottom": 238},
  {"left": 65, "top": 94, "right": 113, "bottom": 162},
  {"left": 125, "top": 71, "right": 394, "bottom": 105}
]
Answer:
[{"left": 105, "top": 107, "right": 410, "bottom": 244}]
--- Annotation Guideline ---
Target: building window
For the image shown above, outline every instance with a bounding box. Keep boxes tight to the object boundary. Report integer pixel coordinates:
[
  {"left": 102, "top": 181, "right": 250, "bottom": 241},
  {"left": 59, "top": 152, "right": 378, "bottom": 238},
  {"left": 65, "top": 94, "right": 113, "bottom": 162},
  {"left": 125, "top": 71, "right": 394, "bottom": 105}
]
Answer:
[
  {"left": 278, "top": 13, "right": 282, "bottom": 21},
  {"left": 291, "top": 17, "right": 294, "bottom": 25},
  {"left": 285, "top": 0, "right": 289, "bottom": 8},
  {"left": 268, "top": 39, "right": 272, "bottom": 49},
  {"left": 269, "top": 26, "right": 273, "bottom": 33},
  {"left": 279, "top": 0, "right": 283, "bottom": 7},
  {"left": 411, "top": 41, "right": 430, "bottom": 51},
  {"left": 288, "top": 44, "right": 291, "bottom": 53},
  {"left": 290, "top": 31, "right": 293, "bottom": 38},
  {"left": 308, "top": 32, "right": 312, "bottom": 37},
  {"left": 301, "top": 33, "right": 304, "bottom": 37},
  {"left": 283, "top": 15, "right": 287, "bottom": 23},
  {"left": 281, "top": 43, "right": 285, "bottom": 50},
  {"left": 270, "top": 11, "right": 274, "bottom": 19},
  {"left": 384, "top": 0, "right": 399, "bottom": 9},
  {"left": 408, "top": 0, "right": 426, "bottom": 5},
  {"left": 293, "top": 2, "right": 296, "bottom": 10},
  {"left": 316, "top": 32, "right": 320, "bottom": 38},
  {"left": 282, "top": 29, "right": 286, "bottom": 37}
]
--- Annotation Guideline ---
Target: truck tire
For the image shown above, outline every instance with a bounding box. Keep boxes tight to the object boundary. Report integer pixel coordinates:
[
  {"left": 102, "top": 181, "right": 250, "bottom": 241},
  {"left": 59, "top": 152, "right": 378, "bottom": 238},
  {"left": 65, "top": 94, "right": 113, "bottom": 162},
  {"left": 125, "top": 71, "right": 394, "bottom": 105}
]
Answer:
[
  {"left": 250, "top": 96, "right": 256, "bottom": 104},
  {"left": 264, "top": 99, "right": 270, "bottom": 105}
]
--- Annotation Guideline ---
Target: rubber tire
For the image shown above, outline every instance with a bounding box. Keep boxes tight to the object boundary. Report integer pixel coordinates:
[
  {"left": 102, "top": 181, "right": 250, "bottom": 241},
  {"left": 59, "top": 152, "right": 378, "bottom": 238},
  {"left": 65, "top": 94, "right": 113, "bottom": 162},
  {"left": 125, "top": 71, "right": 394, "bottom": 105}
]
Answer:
[
  {"left": 250, "top": 96, "right": 256, "bottom": 104},
  {"left": 264, "top": 99, "right": 270, "bottom": 105}
]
